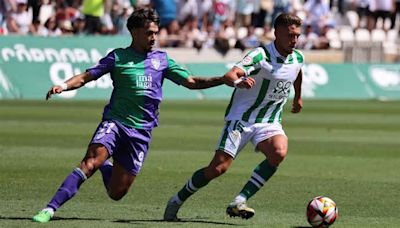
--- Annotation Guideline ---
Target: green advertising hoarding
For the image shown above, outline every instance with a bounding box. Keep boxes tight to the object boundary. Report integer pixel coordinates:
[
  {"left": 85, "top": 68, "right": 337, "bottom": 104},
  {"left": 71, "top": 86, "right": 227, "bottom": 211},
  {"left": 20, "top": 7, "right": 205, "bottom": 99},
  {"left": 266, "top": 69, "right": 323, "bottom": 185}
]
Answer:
[
  {"left": 1, "top": 36, "right": 400, "bottom": 100},
  {"left": 0, "top": 36, "right": 130, "bottom": 99}
]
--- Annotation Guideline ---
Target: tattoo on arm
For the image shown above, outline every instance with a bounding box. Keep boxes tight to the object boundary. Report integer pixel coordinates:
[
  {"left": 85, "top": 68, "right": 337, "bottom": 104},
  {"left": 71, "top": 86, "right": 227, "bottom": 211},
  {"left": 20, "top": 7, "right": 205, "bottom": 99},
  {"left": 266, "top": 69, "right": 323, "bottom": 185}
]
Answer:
[{"left": 189, "top": 77, "right": 224, "bottom": 89}]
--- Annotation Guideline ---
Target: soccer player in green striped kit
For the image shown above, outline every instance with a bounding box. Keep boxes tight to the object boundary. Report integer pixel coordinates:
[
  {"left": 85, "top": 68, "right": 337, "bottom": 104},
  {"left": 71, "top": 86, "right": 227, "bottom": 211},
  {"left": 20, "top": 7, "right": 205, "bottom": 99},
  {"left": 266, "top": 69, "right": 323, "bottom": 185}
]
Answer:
[
  {"left": 164, "top": 13, "right": 304, "bottom": 221},
  {"left": 32, "top": 8, "right": 255, "bottom": 223}
]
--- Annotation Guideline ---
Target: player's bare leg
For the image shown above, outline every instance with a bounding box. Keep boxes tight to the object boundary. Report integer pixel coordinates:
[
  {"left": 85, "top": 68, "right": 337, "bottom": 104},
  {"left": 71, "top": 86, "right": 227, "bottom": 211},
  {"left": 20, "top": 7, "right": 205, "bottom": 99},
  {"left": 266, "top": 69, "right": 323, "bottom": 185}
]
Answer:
[
  {"left": 164, "top": 151, "right": 233, "bottom": 221},
  {"left": 33, "top": 144, "right": 109, "bottom": 223},
  {"left": 227, "top": 134, "right": 288, "bottom": 219},
  {"left": 107, "top": 160, "right": 136, "bottom": 200}
]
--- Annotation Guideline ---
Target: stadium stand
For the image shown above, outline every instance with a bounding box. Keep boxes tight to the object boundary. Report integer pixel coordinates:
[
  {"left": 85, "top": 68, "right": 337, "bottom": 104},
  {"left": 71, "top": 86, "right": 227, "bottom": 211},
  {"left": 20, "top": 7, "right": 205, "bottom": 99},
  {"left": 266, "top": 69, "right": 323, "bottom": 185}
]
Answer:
[{"left": 0, "top": 0, "right": 399, "bottom": 62}]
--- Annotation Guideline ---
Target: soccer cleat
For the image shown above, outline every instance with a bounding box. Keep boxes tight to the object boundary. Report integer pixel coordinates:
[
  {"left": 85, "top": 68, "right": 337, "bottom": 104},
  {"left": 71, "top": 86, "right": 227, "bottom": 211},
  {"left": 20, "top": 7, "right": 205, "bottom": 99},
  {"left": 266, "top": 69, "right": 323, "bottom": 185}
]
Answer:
[
  {"left": 163, "top": 196, "right": 181, "bottom": 221},
  {"left": 32, "top": 208, "right": 54, "bottom": 223},
  {"left": 226, "top": 201, "right": 255, "bottom": 219}
]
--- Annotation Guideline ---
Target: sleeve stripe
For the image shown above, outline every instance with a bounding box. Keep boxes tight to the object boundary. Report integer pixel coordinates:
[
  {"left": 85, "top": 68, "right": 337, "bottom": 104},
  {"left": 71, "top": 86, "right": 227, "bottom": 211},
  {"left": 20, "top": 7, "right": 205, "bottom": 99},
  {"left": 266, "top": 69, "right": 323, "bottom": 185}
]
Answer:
[{"left": 259, "top": 45, "right": 271, "bottom": 62}]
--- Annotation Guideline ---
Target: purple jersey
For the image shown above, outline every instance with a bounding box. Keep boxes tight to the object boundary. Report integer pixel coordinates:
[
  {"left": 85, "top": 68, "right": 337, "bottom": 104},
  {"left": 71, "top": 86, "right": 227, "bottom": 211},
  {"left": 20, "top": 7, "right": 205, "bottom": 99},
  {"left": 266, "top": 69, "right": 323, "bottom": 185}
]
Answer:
[{"left": 87, "top": 47, "right": 190, "bottom": 129}]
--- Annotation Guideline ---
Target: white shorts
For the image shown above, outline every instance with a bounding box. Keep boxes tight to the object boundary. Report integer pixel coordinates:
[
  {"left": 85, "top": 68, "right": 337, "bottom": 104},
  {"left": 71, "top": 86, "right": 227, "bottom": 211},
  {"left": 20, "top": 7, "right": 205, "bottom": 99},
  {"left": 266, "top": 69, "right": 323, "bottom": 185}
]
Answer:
[{"left": 215, "top": 120, "right": 286, "bottom": 158}]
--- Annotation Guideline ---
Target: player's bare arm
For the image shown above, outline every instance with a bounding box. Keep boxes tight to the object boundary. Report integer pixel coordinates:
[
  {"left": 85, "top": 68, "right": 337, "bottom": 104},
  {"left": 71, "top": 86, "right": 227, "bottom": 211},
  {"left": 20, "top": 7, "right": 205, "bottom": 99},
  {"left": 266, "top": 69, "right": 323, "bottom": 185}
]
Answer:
[
  {"left": 291, "top": 70, "right": 303, "bottom": 113},
  {"left": 46, "top": 72, "right": 97, "bottom": 100},
  {"left": 181, "top": 76, "right": 225, "bottom": 89},
  {"left": 223, "top": 66, "right": 255, "bottom": 89}
]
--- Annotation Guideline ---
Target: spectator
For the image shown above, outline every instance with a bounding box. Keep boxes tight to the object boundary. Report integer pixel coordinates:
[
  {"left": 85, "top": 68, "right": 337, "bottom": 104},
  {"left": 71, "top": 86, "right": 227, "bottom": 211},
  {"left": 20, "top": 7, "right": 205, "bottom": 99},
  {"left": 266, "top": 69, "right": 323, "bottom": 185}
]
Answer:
[
  {"left": 202, "top": 23, "right": 216, "bottom": 49},
  {"left": 28, "top": 0, "right": 42, "bottom": 23},
  {"left": 212, "top": 0, "right": 235, "bottom": 32},
  {"left": 182, "top": 15, "right": 205, "bottom": 50},
  {"left": 72, "top": 16, "right": 86, "bottom": 35},
  {"left": 236, "top": 0, "right": 257, "bottom": 27},
  {"left": 135, "top": 0, "right": 151, "bottom": 8},
  {"left": 151, "top": 0, "right": 177, "bottom": 28},
  {"left": 111, "top": 1, "right": 131, "bottom": 35},
  {"left": 59, "top": 19, "right": 74, "bottom": 35},
  {"left": 196, "top": 0, "right": 212, "bottom": 29},
  {"left": 298, "top": 23, "right": 330, "bottom": 50},
  {"left": 303, "top": 0, "right": 331, "bottom": 35},
  {"left": 271, "top": 0, "right": 291, "bottom": 26},
  {"left": 81, "top": 0, "right": 105, "bottom": 34},
  {"left": 235, "top": 25, "right": 260, "bottom": 51},
  {"left": 352, "top": 0, "right": 371, "bottom": 29},
  {"left": 39, "top": 15, "right": 62, "bottom": 36},
  {"left": 7, "top": 0, "right": 35, "bottom": 35},
  {"left": 367, "top": 0, "right": 395, "bottom": 31},
  {"left": 158, "top": 19, "right": 184, "bottom": 47},
  {"left": 0, "top": 0, "right": 12, "bottom": 34},
  {"left": 313, "top": 24, "right": 330, "bottom": 49},
  {"left": 297, "top": 24, "right": 319, "bottom": 50},
  {"left": 54, "top": 0, "right": 80, "bottom": 22},
  {"left": 37, "top": 0, "right": 54, "bottom": 25},
  {"left": 31, "top": 18, "right": 43, "bottom": 35},
  {"left": 330, "top": 0, "right": 345, "bottom": 15},
  {"left": 214, "top": 21, "right": 231, "bottom": 55},
  {"left": 258, "top": 23, "right": 275, "bottom": 44},
  {"left": 390, "top": 0, "right": 400, "bottom": 29},
  {"left": 252, "top": 0, "right": 273, "bottom": 28},
  {"left": 177, "top": 0, "right": 197, "bottom": 24}
]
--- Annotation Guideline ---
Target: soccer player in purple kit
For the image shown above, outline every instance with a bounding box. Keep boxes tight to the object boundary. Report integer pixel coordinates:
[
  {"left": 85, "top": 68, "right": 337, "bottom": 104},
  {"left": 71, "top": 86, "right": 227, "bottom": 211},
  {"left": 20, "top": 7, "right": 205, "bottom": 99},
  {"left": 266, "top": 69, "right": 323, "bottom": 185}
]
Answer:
[{"left": 32, "top": 7, "right": 255, "bottom": 223}]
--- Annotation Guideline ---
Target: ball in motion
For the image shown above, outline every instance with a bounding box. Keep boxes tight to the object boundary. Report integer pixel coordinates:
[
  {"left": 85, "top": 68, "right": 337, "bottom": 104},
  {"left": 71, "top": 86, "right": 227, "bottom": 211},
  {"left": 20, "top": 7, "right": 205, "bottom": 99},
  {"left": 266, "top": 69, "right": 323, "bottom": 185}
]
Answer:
[{"left": 306, "top": 196, "right": 338, "bottom": 227}]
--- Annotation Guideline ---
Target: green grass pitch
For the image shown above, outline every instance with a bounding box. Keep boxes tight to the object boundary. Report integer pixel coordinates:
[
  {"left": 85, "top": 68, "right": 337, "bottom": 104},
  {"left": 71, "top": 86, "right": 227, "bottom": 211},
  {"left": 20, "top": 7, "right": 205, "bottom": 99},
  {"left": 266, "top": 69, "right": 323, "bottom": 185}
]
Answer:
[{"left": 0, "top": 100, "right": 399, "bottom": 227}]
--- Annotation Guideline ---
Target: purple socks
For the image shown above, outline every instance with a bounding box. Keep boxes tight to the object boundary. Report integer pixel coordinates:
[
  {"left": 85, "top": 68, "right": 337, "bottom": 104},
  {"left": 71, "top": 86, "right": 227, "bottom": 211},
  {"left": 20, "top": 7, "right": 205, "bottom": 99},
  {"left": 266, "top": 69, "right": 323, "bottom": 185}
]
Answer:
[
  {"left": 99, "top": 160, "right": 113, "bottom": 190},
  {"left": 47, "top": 168, "right": 87, "bottom": 211}
]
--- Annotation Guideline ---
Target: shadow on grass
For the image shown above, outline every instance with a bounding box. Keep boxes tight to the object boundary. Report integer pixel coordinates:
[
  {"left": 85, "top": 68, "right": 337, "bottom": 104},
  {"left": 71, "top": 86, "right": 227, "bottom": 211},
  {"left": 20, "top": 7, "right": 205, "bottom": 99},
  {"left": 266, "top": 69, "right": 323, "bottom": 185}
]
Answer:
[
  {"left": 0, "top": 216, "right": 32, "bottom": 221},
  {"left": 0, "top": 216, "right": 103, "bottom": 221},
  {"left": 114, "top": 218, "right": 239, "bottom": 226},
  {"left": 0, "top": 216, "right": 239, "bottom": 226}
]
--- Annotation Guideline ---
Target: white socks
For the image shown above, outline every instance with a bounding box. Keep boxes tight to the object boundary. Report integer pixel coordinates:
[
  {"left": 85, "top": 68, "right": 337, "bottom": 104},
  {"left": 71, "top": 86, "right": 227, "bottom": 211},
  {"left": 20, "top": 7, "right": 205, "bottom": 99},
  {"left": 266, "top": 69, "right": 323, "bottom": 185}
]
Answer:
[
  {"left": 43, "top": 207, "right": 55, "bottom": 216},
  {"left": 233, "top": 194, "right": 247, "bottom": 204}
]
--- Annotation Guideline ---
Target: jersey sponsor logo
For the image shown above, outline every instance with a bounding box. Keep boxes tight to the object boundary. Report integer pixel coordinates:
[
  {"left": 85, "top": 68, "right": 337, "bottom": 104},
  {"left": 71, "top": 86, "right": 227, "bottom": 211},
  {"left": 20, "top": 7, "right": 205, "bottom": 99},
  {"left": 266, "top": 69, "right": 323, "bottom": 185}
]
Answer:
[
  {"left": 151, "top": 58, "right": 160, "bottom": 70},
  {"left": 268, "top": 81, "right": 291, "bottom": 100},
  {"left": 136, "top": 75, "right": 153, "bottom": 89}
]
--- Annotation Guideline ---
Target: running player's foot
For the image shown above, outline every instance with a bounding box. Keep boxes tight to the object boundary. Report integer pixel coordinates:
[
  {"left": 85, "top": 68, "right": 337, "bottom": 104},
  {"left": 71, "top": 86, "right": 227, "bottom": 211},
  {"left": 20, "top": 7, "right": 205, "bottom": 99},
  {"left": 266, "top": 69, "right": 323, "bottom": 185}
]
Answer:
[
  {"left": 32, "top": 208, "right": 54, "bottom": 223},
  {"left": 226, "top": 201, "right": 255, "bottom": 219},
  {"left": 163, "top": 195, "right": 182, "bottom": 221}
]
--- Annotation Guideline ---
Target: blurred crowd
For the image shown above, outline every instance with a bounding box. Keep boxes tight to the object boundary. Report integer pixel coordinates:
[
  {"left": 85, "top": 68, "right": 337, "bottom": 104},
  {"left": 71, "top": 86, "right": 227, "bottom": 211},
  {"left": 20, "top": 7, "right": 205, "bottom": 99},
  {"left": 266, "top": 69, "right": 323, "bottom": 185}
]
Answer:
[{"left": 0, "top": 0, "right": 399, "bottom": 53}]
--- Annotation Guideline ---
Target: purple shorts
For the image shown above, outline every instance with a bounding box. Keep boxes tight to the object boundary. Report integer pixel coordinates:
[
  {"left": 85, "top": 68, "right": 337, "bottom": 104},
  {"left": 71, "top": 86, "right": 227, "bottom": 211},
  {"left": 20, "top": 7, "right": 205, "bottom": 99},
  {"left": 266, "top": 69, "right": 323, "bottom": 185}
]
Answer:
[{"left": 89, "top": 120, "right": 152, "bottom": 175}]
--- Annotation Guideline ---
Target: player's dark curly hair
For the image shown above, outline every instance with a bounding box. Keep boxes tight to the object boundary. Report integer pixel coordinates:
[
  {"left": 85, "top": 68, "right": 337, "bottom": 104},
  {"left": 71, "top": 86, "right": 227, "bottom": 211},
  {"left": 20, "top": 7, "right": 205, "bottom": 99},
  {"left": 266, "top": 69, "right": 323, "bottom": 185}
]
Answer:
[
  {"left": 273, "top": 13, "right": 302, "bottom": 29},
  {"left": 126, "top": 8, "right": 160, "bottom": 31}
]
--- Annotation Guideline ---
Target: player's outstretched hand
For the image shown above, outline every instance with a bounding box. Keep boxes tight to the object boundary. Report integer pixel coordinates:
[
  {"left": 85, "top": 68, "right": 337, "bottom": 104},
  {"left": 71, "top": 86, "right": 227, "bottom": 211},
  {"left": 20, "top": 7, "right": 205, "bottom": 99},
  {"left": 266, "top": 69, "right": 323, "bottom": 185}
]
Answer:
[
  {"left": 291, "top": 98, "right": 303, "bottom": 113},
  {"left": 46, "top": 86, "right": 63, "bottom": 100},
  {"left": 236, "top": 77, "right": 255, "bottom": 89}
]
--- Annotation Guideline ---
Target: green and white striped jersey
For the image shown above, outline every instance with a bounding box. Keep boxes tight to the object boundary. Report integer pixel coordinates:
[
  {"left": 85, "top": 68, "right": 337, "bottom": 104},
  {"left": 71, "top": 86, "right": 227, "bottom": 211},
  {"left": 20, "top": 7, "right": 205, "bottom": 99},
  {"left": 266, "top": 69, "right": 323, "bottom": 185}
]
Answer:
[{"left": 224, "top": 42, "right": 304, "bottom": 123}]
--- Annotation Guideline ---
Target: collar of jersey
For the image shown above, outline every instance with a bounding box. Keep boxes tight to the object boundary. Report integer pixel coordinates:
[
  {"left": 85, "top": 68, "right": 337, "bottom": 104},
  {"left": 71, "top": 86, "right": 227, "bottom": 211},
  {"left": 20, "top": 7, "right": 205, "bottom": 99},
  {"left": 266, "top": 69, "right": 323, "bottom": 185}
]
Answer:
[
  {"left": 270, "top": 42, "right": 287, "bottom": 63},
  {"left": 128, "top": 46, "right": 152, "bottom": 57}
]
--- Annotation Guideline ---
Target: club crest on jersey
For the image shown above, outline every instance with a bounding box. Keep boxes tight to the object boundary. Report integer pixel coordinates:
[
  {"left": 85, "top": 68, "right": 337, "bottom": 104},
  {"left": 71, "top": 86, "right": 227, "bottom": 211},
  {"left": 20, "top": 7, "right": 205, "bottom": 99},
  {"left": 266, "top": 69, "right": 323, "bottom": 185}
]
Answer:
[
  {"left": 242, "top": 56, "right": 252, "bottom": 66},
  {"left": 151, "top": 58, "right": 160, "bottom": 70}
]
